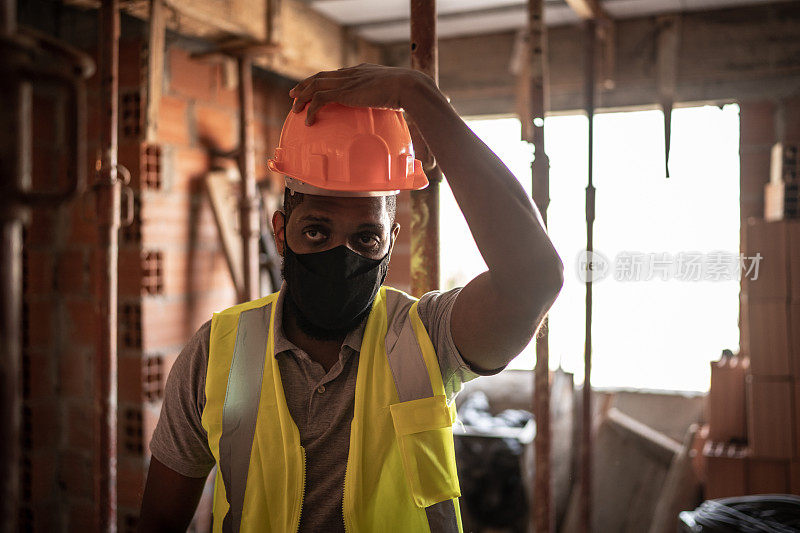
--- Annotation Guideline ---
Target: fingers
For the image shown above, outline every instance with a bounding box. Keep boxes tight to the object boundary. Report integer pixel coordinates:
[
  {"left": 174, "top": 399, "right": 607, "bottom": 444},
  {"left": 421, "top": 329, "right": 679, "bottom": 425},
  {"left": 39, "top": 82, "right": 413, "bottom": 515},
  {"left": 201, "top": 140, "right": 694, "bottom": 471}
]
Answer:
[
  {"left": 290, "top": 77, "right": 352, "bottom": 115},
  {"left": 304, "top": 89, "right": 344, "bottom": 125},
  {"left": 289, "top": 67, "right": 356, "bottom": 97}
]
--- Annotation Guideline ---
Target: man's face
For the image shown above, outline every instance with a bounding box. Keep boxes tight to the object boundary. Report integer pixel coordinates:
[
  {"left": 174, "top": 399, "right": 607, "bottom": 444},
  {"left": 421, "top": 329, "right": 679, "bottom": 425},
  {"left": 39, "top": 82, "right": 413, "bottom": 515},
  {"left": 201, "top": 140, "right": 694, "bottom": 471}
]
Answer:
[{"left": 273, "top": 194, "right": 400, "bottom": 260}]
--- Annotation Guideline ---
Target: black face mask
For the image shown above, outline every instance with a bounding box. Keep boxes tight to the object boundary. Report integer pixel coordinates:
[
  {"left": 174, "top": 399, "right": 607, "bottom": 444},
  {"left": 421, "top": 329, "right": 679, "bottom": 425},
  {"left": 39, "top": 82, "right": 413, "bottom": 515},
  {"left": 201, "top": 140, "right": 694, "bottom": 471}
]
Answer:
[{"left": 282, "top": 235, "right": 391, "bottom": 336}]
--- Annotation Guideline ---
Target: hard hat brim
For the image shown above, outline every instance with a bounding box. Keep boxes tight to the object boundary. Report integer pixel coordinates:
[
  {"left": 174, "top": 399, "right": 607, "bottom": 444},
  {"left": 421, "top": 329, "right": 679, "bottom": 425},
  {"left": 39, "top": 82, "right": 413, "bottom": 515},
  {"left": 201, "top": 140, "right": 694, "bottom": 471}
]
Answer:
[{"left": 282, "top": 175, "right": 400, "bottom": 197}]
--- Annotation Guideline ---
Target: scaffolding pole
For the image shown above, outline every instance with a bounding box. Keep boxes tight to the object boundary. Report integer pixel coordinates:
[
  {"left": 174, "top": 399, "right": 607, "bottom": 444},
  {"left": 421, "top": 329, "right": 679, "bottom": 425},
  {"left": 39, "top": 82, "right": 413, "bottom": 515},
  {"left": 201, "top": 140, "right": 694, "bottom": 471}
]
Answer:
[
  {"left": 409, "top": 0, "right": 441, "bottom": 297},
  {"left": 523, "top": 0, "right": 554, "bottom": 531},
  {"left": 581, "top": 18, "right": 597, "bottom": 533},
  {"left": 95, "top": 0, "right": 121, "bottom": 529},
  {"left": 238, "top": 54, "right": 260, "bottom": 302}
]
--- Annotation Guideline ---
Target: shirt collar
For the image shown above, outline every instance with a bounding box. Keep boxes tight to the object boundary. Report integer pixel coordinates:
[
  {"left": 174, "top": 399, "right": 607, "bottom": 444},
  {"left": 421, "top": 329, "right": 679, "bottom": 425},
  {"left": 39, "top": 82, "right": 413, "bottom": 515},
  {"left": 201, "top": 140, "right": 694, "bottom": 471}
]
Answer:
[{"left": 273, "top": 282, "right": 367, "bottom": 357}]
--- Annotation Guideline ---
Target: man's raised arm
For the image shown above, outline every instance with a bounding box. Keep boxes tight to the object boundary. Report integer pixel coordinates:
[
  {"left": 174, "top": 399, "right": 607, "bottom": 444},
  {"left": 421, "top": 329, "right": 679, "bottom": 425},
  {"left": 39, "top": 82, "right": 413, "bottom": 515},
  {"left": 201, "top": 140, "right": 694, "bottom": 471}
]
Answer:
[{"left": 290, "top": 63, "right": 564, "bottom": 371}]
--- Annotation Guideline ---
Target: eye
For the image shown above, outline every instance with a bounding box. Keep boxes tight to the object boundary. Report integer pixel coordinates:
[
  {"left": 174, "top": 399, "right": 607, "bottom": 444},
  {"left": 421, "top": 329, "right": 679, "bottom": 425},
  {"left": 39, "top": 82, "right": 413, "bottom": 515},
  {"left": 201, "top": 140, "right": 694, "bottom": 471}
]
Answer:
[
  {"left": 303, "top": 228, "right": 327, "bottom": 243},
  {"left": 356, "top": 232, "right": 381, "bottom": 250}
]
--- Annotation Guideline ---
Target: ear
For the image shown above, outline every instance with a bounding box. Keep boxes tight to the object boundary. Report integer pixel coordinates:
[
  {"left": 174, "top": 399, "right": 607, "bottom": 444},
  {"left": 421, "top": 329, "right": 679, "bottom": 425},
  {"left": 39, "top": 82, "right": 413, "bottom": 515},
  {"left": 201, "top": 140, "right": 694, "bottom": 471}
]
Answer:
[
  {"left": 387, "top": 222, "right": 401, "bottom": 258},
  {"left": 272, "top": 210, "right": 287, "bottom": 256}
]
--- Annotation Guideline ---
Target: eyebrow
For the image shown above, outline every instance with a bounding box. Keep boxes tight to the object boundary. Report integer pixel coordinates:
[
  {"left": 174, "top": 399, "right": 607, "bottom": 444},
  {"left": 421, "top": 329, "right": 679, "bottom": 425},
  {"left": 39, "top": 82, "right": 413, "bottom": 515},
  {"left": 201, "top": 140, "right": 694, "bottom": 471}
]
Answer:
[
  {"left": 356, "top": 223, "right": 386, "bottom": 233},
  {"left": 298, "top": 215, "right": 386, "bottom": 233},
  {"left": 298, "top": 215, "right": 333, "bottom": 224}
]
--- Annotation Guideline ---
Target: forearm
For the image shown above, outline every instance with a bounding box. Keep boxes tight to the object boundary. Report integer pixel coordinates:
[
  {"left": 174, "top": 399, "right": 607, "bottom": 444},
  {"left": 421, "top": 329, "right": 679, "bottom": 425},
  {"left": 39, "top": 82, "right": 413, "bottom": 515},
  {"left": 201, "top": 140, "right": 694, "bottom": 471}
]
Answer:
[{"left": 403, "top": 75, "right": 563, "bottom": 299}]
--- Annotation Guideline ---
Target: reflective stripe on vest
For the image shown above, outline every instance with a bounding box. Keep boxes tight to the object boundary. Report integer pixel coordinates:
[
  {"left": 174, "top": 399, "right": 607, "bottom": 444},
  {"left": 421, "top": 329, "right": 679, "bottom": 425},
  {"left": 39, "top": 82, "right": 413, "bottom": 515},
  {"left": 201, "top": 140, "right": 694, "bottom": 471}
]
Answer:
[
  {"left": 219, "top": 303, "right": 272, "bottom": 533},
  {"left": 208, "top": 287, "right": 461, "bottom": 532}
]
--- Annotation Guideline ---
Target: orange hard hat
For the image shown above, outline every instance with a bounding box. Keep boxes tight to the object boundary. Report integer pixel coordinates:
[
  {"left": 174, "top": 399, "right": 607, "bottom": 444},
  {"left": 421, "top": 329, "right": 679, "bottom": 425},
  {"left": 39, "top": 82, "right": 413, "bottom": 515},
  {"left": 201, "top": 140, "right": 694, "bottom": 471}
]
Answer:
[{"left": 267, "top": 102, "right": 428, "bottom": 196}]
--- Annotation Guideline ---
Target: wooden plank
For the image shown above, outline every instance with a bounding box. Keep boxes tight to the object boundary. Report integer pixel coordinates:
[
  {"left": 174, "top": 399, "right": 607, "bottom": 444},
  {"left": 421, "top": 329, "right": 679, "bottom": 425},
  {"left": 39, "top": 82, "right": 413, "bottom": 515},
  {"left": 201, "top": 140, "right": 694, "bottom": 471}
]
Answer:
[
  {"left": 206, "top": 171, "right": 244, "bottom": 295},
  {"left": 145, "top": 0, "right": 165, "bottom": 143}
]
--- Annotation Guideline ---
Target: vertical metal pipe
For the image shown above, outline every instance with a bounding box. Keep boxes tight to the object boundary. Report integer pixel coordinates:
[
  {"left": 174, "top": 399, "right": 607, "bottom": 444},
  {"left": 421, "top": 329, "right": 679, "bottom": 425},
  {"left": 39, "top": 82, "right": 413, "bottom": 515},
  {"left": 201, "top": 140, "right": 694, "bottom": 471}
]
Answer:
[
  {"left": 0, "top": 219, "right": 22, "bottom": 533},
  {"left": 95, "top": 0, "right": 120, "bottom": 529},
  {"left": 238, "top": 55, "right": 260, "bottom": 302},
  {"left": 0, "top": 2, "right": 21, "bottom": 529},
  {"left": 527, "top": 0, "right": 553, "bottom": 530},
  {"left": 409, "top": 0, "right": 441, "bottom": 297},
  {"left": 581, "top": 18, "right": 596, "bottom": 533}
]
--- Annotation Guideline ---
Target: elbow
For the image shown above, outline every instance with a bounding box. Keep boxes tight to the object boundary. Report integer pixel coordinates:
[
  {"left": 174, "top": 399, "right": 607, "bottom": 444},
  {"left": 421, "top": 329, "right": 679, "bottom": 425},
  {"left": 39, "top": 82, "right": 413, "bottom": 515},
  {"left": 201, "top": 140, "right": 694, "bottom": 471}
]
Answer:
[{"left": 542, "top": 250, "right": 565, "bottom": 304}]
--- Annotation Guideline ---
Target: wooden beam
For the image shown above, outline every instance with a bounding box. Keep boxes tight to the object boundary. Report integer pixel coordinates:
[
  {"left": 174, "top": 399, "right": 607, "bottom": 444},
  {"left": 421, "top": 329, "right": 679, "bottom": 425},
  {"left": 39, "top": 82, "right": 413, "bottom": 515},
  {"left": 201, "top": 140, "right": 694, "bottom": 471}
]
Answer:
[
  {"left": 145, "top": 0, "right": 165, "bottom": 143},
  {"left": 206, "top": 171, "right": 245, "bottom": 296},
  {"left": 563, "top": 0, "right": 606, "bottom": 21}
]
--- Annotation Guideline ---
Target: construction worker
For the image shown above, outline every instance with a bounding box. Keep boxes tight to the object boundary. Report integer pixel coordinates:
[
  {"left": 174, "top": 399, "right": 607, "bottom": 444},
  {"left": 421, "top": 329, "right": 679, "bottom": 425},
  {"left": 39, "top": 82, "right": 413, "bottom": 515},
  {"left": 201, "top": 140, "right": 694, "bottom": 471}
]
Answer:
[{"left": 138, "top": 63, "right": 563, "bottom": 532}]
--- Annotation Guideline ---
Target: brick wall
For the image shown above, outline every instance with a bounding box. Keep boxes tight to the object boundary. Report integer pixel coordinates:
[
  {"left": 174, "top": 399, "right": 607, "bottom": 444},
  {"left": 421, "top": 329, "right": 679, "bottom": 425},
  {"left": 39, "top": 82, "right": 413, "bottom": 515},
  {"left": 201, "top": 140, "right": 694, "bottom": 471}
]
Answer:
[{"left": 17, "top": 5, "right": 324, "bottom": 529}]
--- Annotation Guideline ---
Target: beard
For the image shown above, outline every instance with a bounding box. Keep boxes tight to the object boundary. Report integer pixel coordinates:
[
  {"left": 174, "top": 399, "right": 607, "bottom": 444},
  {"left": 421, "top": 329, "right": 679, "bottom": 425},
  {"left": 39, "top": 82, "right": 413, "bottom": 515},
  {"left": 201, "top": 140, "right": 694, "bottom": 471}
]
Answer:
[{"left": 281, "top": 265, "right": 370, "bottom": 342}]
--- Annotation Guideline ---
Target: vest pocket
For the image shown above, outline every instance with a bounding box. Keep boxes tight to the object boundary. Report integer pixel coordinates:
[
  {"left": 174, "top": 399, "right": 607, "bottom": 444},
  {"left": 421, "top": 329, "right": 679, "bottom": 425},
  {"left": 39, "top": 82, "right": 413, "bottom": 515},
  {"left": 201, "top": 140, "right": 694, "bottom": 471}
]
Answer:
[{"left": 389, "top": 394, "right": 461, "bottom": 508}]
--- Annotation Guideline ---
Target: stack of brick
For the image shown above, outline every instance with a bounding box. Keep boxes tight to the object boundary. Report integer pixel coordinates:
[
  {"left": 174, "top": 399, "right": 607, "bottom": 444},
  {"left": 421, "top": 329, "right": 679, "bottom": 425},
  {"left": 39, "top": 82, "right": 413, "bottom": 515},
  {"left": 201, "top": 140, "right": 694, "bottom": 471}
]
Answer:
[
  {"left": 705, "top": 218, "right": 800, "bottom": 498},
  {"left": 703, "top": 99, "right": 800, "bottom": 500},
  {"left": 743, "top": 218, "right": 800, "bottom": 493}
]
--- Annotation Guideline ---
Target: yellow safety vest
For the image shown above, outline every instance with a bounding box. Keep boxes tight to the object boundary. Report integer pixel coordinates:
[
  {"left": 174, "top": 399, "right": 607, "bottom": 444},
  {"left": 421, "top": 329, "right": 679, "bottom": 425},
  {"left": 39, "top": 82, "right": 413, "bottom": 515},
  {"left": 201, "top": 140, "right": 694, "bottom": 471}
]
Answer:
[{"left": 201, "top": 286, "right": 463, "bottom": 532}]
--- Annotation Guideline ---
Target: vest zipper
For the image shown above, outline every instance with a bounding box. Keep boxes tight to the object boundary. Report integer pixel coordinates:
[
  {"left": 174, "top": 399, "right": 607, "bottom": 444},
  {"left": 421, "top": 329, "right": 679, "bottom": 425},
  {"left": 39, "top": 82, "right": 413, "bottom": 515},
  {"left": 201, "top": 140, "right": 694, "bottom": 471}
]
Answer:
[
  {"left": 296, "top": 446, "right": 306, "bottom": 533},
  {"left": 342, "top": 450, "right": 351, "bottom": 532}
]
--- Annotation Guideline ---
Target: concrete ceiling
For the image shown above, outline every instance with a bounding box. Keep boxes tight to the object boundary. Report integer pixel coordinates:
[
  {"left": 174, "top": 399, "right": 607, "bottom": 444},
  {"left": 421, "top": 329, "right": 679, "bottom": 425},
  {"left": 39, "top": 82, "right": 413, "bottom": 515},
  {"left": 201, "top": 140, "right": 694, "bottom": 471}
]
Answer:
[{"left": 307, "top": 0, "right": 782, "bottom": 42}]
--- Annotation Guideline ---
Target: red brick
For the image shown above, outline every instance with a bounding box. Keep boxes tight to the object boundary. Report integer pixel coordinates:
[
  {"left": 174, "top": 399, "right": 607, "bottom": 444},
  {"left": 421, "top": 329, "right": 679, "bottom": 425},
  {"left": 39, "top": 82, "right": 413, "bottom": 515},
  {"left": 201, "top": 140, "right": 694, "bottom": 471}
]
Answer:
[
  {"left": 140, "top": 193, "right": 221, "bottom": 249},
  {"left": 791, "top": 461, "right": 800, "bottom": 495},
  {"left": 32, "top": 91, "right": 57, "bottom": 145},
  {"left": 119, "top": 40, "right": 144, "bottom": 89},
  {"left": 26, "top": 208, "right": 57, "bottom": 247},
  {"left": 158, "top": 94, "right": 190, "bottom": 146},
  {"left": 747, "top": 377, "right": 794, "bottom": 459},
  {"left": 744, "top": 300, "right": 791, "bottom": 376},
  {"left": 746, "top": 458, "right": 791, "bottom": 494},
  {"left": 66, "top": 401, "right": 93, "bottom": 451},
  {"left": 67, "top": 196, "right": 99, "bottom": 245},
  {"left": 172, "top": 146, "right": 210, "bottom": 192},
  {"left": 24, "top": 299, "right": 53, "bottom": 351},
  {"left": 744, "top": 219, "right": 789, "bottom": 301},
  {"left": 140, "top": 291, "right": 235, "bottom": 352},
  {"left": 216, "top": 79, "right": 238, "bottom": 109},
  {"left": 25, "top": 250, "right": 54, "bottom": 295},
  {"left": 739, "top": 148, "right": 770, "bottom": 220},
  {"left": 169, "top": 47, "right": 217, "bottom": 102},
  {"left": 58, "top": 450, "right": 92, "bottom": 497},
  {"left": 118, "top": 355, "right": 143, "bottom": 404},
  {"left": 740, "top": 101, "right": 775, "bottom": 146},
  {"left": 67, "top": 500, "right": 94, "bottom": 533},
  {"left": 60, "top": 347, "right": 90, "bottom": 400},
  {"left": 118, "top": 248, "right": 143, "bottom": 298},
  {"left": 783, "top": 96, "right": 800, "bottom": 143},
  {"left": 195, "top": 103, "right": 237, "bottom": 153},
  {"left": 29, "top": 401, "right": 58, "bottom": 450},
  {"left": 86, "top": 89, "right": 102, "bottom": 141},
  {"left": 65, "top": 298, "right": 97, "bottom": 345},
  {"left": 56, "top": 249, "right": 88, "bottom": 296},
  {"left": 28, "top": 449, "right": 57, "bottom": 503},
  {"left": 27, "top": 349, "right": 55, "bottom": 399},
  {"left": 703, "top": 441, "right": 747, "bottom": 499},
  {"left": 160, "top": 248, "right": 233, "bottom": 297}
]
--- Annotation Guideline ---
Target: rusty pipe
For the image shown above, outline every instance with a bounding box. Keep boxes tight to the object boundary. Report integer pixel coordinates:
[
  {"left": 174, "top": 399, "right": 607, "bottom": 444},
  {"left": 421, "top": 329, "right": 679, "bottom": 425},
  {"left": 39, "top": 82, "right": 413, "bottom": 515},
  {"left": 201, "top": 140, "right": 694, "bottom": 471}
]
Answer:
[
  {"left": 581, "top": 18, "right": 596, "bottom": 533},
  {"left": 409, "top": 0, "right": 441, "bottom": 297},
  {"left": 238, "top": 54, "right": 260, "bottom": 302},
  {"left": 527, "top": 0, "right": 554, "bottom": 530},
  {"left": 94, "top": 0, "right": 121, "bottom": 530}
]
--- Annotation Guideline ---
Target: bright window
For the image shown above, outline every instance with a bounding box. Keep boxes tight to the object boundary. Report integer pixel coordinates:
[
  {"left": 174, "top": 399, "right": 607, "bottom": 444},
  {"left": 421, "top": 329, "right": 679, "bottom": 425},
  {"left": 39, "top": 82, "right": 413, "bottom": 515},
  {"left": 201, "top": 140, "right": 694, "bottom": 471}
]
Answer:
[{"left": 441, "top": 104, "right": 740, "bottom": 392}]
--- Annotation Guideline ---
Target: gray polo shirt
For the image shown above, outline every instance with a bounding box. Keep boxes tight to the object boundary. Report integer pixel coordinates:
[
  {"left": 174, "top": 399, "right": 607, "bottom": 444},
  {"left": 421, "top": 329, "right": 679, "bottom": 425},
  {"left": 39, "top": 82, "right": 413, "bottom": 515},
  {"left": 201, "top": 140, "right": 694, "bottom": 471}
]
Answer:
[{"left": 149, "top": 285, "right": 499, "bottom": 532}]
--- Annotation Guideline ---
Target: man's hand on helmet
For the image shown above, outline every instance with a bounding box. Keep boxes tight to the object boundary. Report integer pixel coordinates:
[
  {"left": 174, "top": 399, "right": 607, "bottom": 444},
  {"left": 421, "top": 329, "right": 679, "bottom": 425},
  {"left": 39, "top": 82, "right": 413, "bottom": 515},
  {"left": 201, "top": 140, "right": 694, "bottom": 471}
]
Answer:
[{"left": 288, "top": 63, "right": 436, "bottom": 126}]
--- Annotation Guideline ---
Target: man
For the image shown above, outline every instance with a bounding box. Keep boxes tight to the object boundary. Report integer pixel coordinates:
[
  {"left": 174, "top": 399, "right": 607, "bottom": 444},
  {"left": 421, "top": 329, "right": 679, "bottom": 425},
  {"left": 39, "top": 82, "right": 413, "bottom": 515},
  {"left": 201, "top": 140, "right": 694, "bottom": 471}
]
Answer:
[{"left": 139, "top": 63, "right": 563, "bottom": 532}]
